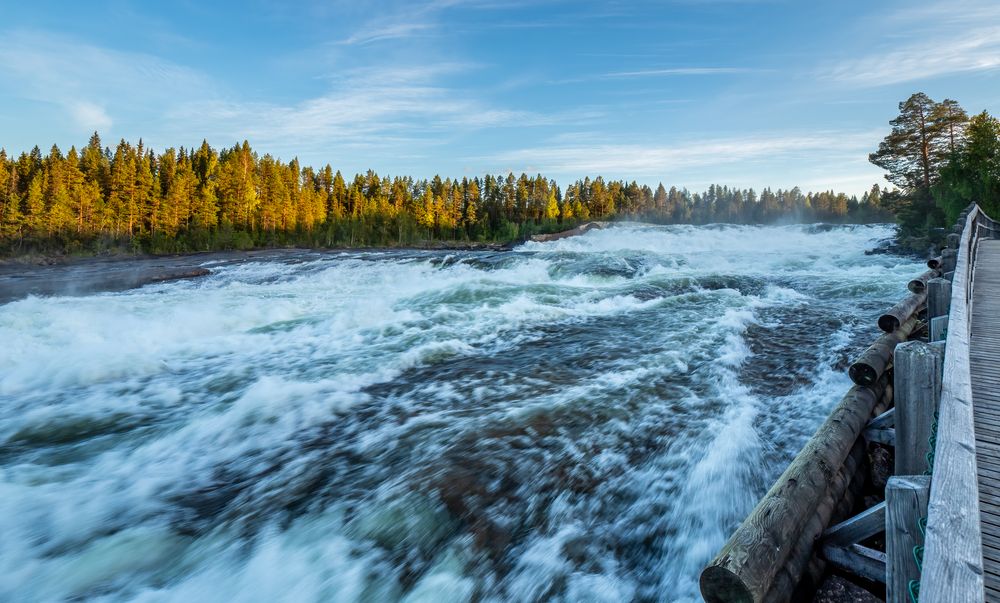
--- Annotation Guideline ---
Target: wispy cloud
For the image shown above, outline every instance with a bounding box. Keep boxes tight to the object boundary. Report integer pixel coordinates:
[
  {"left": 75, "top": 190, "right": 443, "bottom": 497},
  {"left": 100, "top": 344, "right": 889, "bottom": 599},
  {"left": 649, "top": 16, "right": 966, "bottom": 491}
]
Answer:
[
  {"left": 550, "top": 66, "right": 758, "bottom": 85},
  {"left": 604, "top": 67, "right": 761, "bottom": 77},
  {"left": 487, "top": 131, "right": 879, "bottom": 176},
  {"left": 825, "top": 1, "right": 1000, "bottom": 86},
  {"left": 70, "top": 102, "right": 113, "bottom": 132},
  {"left": 0, "top": 29, "right": 542, "bottom": 158},
  {"left": 0, "top": 29, "right": 213, "bottom": 133},
  {"left": 338, "top": 21, "right": 436, "bottom": 45},
  {"left": 333, "top": 0, "right": 480, "bottom": 45},
  {"left": 167, "top": 63, "right": 546, "bottom": 154}
]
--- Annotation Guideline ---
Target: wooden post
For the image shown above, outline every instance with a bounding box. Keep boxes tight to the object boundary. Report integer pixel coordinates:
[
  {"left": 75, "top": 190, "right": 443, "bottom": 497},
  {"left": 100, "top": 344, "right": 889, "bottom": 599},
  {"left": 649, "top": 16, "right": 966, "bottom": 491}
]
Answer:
[
  {"left": 886, "top": 476, "right": 930, "bottom": 603},
  {"left": 894, "top": 341, "right": 944, "bottom": 476},
  {"left": 927, "top": 277, "right": 951, "bottom": 319},
  {"left": 941, "top": 248, "right": 958, "bottom": 273}
]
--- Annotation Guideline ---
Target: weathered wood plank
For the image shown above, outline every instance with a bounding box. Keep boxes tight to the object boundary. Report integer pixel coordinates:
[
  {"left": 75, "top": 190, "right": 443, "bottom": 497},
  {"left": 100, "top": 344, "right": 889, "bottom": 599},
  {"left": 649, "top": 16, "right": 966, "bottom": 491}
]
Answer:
[
  {"left": 886, "top": 476, "right": 930, "bottom": 603},
  {"left": 973, "top": 237, "right": 1000, "bottom": 599},
  {"left": 895, "top": 341, "right": 945, "bottom": 475},
  {"left": 928, "top": 277, "right": 952, "bottom": 320},
  {"left": 864, "top": 427, "right": 895, "bottom": 446},
  {"left": 869, "top": 408, "right": 895, "bottom": 430},
  {"left": 821, "top": 543, "right": 887, "bottom": 584},
  {"left": 922, "top": 207, "right": 985, "bottom": 603},
  {"left": 823, "top": 502, "right": 886, "bottom": 547}
]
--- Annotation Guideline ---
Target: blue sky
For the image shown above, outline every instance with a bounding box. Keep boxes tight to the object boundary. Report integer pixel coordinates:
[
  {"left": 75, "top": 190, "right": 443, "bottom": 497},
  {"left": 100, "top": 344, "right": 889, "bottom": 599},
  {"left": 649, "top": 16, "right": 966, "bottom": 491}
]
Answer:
[{"left": 1, "top": 0, "right": 998, "bottom": 195}]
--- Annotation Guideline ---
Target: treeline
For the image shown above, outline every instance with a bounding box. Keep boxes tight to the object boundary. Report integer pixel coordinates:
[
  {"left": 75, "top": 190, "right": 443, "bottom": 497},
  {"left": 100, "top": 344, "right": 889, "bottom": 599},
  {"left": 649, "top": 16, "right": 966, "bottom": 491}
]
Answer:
[
  {"left": 0, "top": 134, "right": 889, "bottom": 255},
  {"left": 869, "top": 93, "right": 1000, "bottom": 242}
]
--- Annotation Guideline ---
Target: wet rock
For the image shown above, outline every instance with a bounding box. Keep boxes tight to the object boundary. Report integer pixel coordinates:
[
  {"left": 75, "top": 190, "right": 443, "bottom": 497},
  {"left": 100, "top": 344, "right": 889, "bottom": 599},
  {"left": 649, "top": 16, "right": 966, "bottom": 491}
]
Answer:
[
  {"left": 528, "top": 221, "right": 605, "bottom": 243},
  {"left": 813, "top": 575, "right": 881, "bottom": 602},
  {"left": 865, "top": 236, "right": 927, "bottom": 259},
  {"left": 868, "top": 445, "right": 893, "bottom": 491},
  {"left": 146, "top": 267, "right": 211, "bottom": 282}
]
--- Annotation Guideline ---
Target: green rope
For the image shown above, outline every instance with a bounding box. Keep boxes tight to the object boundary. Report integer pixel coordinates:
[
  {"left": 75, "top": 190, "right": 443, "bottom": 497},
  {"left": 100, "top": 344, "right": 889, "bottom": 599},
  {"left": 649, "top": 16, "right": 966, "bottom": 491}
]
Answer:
[
  {"left": 908, "top": 516, "right": 928, "bottom": 601},
  {"left": 925, "top": 414, "right": 940, "bottom": 475}
]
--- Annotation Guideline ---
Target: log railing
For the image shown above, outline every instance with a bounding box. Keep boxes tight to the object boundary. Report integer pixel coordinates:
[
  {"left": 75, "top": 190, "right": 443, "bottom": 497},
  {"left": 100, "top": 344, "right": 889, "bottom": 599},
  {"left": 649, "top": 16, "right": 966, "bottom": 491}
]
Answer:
[
  {"left": 699, "top": 203, "right": 999, "bottom": 602},
  {"left": 921, "top": 204, "right": 1000, "bottom": 602}
]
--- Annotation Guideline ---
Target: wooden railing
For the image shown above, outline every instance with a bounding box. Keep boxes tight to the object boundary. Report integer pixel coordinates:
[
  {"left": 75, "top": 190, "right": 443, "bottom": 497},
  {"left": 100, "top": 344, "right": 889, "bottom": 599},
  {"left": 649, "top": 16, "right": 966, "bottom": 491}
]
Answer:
[
  {"left": 699, "top": 203, "right": 1000, "bottom": 602},
  {"left": 922, "top": 204, "right": 1000, "bottom": 602}
]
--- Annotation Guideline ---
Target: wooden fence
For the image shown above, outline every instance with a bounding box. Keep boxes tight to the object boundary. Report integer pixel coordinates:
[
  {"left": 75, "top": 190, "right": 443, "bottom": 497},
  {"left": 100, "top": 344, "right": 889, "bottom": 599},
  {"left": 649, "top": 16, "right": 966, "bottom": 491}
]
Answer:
[{"left": 700, "top": 204, "right": 999, "bottom": 602}]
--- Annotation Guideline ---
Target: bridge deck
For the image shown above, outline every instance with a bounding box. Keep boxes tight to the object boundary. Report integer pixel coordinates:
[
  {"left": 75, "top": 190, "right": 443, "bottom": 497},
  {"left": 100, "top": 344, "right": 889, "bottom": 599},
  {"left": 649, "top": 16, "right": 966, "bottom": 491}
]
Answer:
[{"left": 972, "top": 239, "right": 1000, "bottom": 600}]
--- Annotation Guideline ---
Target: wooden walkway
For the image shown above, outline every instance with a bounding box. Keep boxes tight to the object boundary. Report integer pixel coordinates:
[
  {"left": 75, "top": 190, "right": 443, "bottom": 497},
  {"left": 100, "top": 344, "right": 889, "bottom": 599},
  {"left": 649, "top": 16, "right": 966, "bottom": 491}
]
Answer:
[{"left": 972, "top": 239, "right": 1000, "bottom": 600}]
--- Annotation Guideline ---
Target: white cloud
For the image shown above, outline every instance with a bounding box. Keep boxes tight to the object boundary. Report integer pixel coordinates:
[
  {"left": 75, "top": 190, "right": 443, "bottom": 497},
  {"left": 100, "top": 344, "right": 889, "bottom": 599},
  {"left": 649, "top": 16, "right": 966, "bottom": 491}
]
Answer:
[
  {"left": 604, "top": 67, "right": 760, "bottom": 78},
  {"left": 165, "top": 63, "right": 547, "bottom": 155},
  {"left": 0, "top": 29, "right": 213, "bottom": 135},
  {"left": 338, "top": 21, "right": 436, "bottom": 45},
  {"left": 70, "top": 102, "right": 113, "bottom": 131},
  {"left": 489, "top": 131, "right": 878, "bottom": 176},
  {"left": 825, "top": 1, "right": 1000, "bottom": 86},
  {"left": 0, "top": 30, "right": 538, "bottom": 157}
]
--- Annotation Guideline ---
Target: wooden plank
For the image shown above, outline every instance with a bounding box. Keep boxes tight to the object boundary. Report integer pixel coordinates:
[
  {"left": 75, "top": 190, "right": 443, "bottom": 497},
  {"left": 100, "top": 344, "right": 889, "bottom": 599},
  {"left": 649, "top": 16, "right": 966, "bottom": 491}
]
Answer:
[
  {"left": 864, "top": 427, "right": 895, "bottom": 446},
  {"left": 922, "top": 206, "right": 986, "bottom": 603},
  {"left": 975, "top": 457, "right": 1000, "bottom": 474},
  {"left": 931, "top": 315, "right": 950, "bottom": 343},
  {"left": 979, "top": 529, "right": 1000, "bottom": 555},
  {"left": 895, "top": 341, "right": 945, "bottom": 475},
  {"left": 973, "top": 238, "right": 1000, "bottom": 603},
  {"left": 887, "top": 476, "right": 931, "bottom": 603},
  {"left": 823, "top": 502, "right": 887, "bottom": 546},
  {"left": 821, "top": 543, "right": 887, "bottom": 585},
  {"left": 869, "top": 408, "right": 896, "bottom": 430},
  {"left": 977, "top": 425, "right": 1000, "bottom": 440},
  {"left": 928, "top": 277, "right": 952, "bottom": 321}
]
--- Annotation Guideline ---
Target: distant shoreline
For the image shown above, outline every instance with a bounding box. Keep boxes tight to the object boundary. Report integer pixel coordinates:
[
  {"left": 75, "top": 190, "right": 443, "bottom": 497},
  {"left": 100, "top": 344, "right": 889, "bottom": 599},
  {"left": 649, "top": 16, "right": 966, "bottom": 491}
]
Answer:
[
  {"left": 0, "top": 243, "right": 518, "bottom": 305},
  {"left": 0, "top": 222, "right": 917, "bottom": 305}
]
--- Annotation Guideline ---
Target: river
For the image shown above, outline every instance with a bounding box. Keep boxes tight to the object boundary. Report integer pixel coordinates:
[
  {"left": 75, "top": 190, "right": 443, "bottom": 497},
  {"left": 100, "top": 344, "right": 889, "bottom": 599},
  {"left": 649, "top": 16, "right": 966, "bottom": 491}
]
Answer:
[{"left": 0, "top": 223, "right": 924, "bottom": 602}]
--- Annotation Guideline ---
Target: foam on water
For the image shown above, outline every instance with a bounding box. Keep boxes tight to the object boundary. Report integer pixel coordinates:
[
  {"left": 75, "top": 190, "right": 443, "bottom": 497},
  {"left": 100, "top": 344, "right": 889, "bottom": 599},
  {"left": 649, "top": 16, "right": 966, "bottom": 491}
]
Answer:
[{"left": 0, "top": 223, "right": 921, "bottom": 602}]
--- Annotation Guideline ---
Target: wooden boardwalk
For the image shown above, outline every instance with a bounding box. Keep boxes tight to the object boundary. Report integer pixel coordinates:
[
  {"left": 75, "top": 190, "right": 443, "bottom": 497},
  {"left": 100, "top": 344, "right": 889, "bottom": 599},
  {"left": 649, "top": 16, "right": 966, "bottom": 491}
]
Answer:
[{"left": 972, "top": 239, "right": 1000, "bottom": 601}]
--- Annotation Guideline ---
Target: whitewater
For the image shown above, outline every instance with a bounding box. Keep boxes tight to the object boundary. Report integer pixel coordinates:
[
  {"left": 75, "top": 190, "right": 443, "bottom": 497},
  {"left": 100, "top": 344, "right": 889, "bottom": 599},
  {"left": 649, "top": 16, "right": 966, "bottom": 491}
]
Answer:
[{"left": 0, "top": 224, "right": 924, "bottom": 602}]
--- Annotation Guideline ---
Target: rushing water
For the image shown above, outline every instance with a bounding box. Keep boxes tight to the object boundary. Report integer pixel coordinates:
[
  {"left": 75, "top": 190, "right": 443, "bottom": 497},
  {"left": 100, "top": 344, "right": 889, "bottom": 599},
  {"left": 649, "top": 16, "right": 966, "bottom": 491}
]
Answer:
[{"left": 0, "top": 224, "right": 924, "bottom": 602}]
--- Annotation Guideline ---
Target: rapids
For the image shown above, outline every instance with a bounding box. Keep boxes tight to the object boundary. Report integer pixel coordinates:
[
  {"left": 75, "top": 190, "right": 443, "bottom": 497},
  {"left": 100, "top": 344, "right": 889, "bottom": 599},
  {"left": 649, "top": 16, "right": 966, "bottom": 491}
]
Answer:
[{"left": 0, "top": 223, "right": 923, "bottom": 602}]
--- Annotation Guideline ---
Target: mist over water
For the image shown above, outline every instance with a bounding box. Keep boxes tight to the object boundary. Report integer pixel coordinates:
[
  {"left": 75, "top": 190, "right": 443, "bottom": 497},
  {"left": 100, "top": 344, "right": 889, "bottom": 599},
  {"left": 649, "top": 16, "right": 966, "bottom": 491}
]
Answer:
[{"left": 0, "top": 224, "right": 922, "bottom": 602}]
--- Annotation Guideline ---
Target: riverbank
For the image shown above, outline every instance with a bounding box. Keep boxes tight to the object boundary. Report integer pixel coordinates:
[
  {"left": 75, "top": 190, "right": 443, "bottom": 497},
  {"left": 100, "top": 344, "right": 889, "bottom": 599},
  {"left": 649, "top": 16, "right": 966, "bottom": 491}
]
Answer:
[
  {"left": 0, "top": 242, "right": 517, "bottom": 304},
  {"left": 0, "top": 224, "right": 629, "bottom": 303}
]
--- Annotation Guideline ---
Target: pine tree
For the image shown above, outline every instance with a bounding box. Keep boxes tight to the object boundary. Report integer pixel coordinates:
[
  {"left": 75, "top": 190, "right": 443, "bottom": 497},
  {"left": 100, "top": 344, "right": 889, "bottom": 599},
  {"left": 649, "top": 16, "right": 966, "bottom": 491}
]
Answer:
[
  {"left": 870, "top": 93, "right": 967, "bottom": 191},
  {"left": 545, "top": 188, "right": 559, "bottom": 220},
  {"left": 24, "top": 174, "right": 45, "bottom": 235},
  {"left": 934, "top": 111, "right": 1000, "bottom": 222}
]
